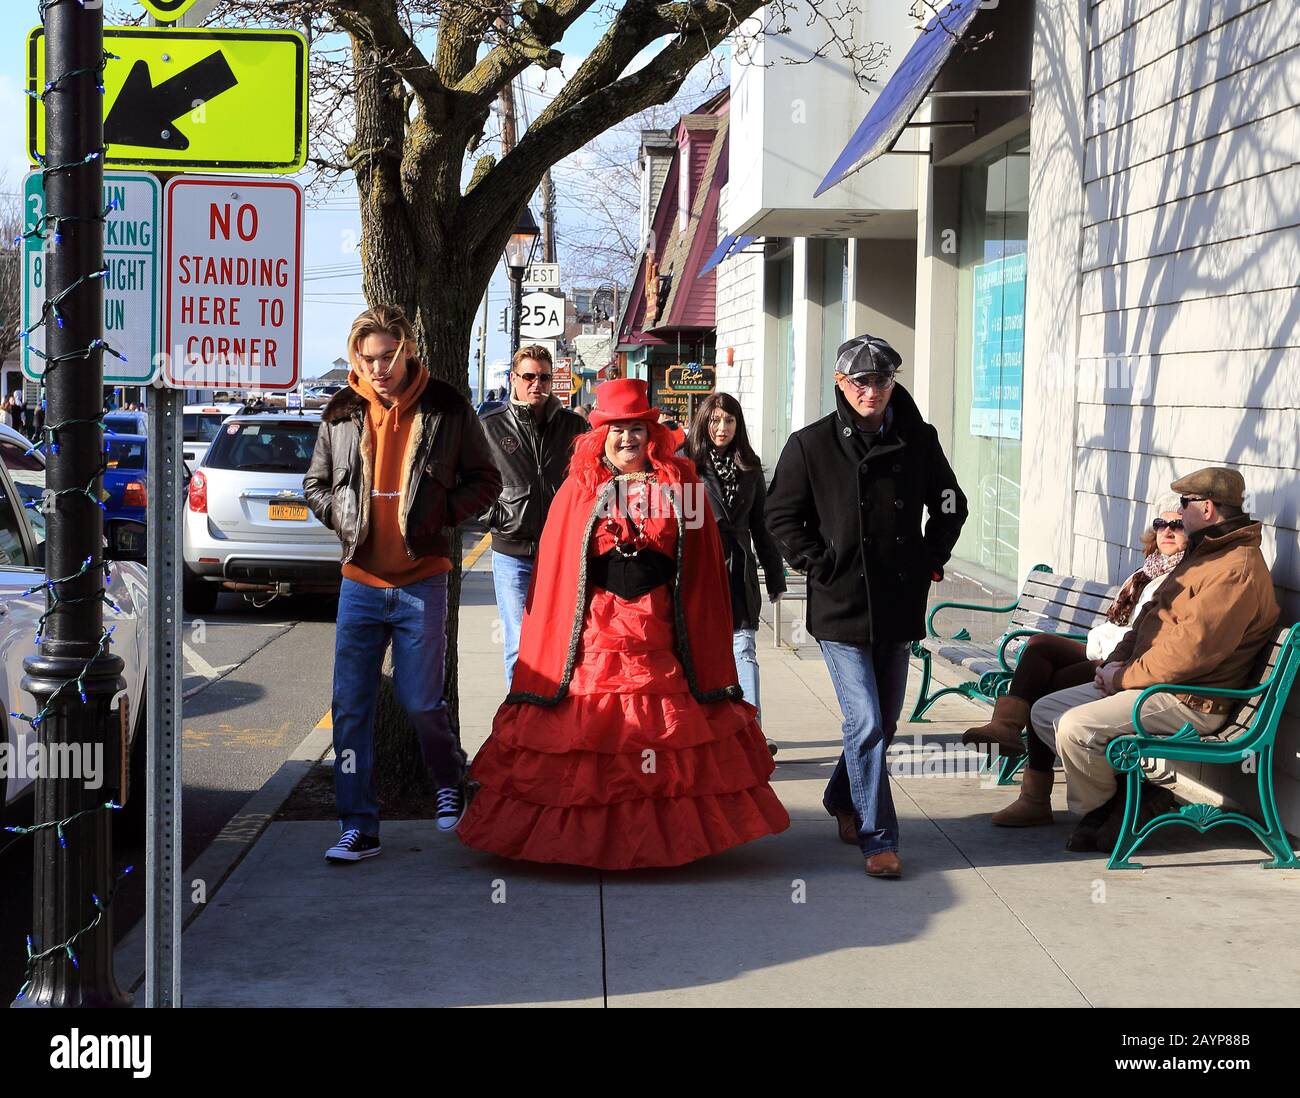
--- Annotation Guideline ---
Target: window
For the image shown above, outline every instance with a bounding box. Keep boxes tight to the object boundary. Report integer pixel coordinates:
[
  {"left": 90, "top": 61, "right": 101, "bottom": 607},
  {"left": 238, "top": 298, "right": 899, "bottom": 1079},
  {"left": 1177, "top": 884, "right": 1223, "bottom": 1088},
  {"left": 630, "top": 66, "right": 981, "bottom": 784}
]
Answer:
[
  {"left": 203, "top": 421, "right": 319, "bottom": 474},
  {"left": 950, "top": 132, "right": 1030, "bottom": 580},
  {"left": 0, "top": 438, "right": 45, "bottom": 556},
  {"left": 107, "top": 438, "right": 147, "bottom": 470},
  {"left": 183, "top": 413, "right": 228, "bottom": 444}
]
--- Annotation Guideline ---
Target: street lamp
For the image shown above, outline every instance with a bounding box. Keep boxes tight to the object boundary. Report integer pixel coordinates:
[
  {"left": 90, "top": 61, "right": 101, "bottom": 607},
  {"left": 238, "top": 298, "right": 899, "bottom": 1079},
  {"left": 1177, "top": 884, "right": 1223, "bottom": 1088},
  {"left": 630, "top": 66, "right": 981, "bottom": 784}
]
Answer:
[{"left": 504, "top": 206, "right": 541, "bottom": 355}]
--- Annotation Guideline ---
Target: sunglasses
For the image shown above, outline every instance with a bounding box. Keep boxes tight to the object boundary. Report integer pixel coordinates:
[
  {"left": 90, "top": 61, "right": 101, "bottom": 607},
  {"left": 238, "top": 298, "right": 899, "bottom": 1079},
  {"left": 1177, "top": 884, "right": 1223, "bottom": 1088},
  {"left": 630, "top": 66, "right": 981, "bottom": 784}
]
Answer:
[
  {"left": 1152, "top": 518, "right": 1184, "bottom": 532},
  {"left": 515, "top": 371, "right": 552, "bottom": 383},
  {"left": 1179, "top": 495, "right": 1211, "bottom": 509},
  {"left": 841, "top": 373, "right": 895, "bottom": 392}
]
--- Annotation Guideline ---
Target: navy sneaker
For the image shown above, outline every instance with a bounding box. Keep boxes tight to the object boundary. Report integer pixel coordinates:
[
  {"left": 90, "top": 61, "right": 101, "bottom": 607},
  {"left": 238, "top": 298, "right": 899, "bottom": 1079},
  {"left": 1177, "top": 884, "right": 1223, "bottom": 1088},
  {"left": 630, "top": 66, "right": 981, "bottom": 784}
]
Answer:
[
  {"left": 435, "top": 785, "right": 466, "bottom": 834},
  {"left": 325, "top": 828, "right": 382, "bottom": 862}
]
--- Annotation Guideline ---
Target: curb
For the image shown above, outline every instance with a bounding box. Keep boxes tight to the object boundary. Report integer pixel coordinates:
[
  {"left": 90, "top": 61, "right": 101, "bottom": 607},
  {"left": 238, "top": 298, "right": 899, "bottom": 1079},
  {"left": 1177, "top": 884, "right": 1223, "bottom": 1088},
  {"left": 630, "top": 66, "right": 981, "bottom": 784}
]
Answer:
[{"left": 115, "top": 714, "right": 334, "bottom": 997}]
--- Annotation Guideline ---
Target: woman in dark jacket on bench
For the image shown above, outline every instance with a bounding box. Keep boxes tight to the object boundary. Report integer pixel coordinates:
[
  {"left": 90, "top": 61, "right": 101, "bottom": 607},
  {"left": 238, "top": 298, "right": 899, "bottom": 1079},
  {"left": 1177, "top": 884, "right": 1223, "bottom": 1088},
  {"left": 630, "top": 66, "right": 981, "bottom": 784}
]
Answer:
[
  {"left": 963, "top": 495, "right": 1188, "bottom": 825},
  {"left": 688, "top": 394, "right": 787, "bottom": 752}
]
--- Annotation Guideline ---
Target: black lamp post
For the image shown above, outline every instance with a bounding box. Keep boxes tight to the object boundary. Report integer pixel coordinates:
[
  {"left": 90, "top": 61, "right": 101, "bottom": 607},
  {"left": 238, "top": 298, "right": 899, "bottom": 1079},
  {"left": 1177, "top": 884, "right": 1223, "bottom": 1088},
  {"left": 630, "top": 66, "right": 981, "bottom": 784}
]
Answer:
[
  {"left": 504, "top": 206, "right": 541, "bottom": 355},
  {"left": 18, "top": 0, "right": 129, "bottom": 1009}
]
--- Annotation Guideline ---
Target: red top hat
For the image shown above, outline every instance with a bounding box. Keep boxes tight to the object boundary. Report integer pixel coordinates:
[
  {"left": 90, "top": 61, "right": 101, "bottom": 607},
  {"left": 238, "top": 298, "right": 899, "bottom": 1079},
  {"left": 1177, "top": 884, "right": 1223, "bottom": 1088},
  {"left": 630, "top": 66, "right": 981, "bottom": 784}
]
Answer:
[{"left": 589, "top": 378, "right": 662, "bottom": 428}]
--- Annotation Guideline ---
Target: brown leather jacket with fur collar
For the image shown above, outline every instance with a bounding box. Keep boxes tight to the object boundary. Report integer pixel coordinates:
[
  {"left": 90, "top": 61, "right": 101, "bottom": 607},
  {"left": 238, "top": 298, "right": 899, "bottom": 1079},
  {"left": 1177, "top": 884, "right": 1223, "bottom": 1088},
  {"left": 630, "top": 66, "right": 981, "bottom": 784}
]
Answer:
[
  {"left": 1110, "top": 516, "right": 1280, "bottom": 712},
  {"left": 304, "top": 375, "right": 501, "bottom": 565}
]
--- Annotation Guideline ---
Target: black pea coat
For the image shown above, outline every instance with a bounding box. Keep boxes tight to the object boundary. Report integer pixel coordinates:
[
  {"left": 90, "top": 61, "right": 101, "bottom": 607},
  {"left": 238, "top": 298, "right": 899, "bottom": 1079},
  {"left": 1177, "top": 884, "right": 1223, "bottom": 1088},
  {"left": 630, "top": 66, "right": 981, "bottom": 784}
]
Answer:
[{"left": 765, "top": 384, "right": 968, "bottom": 645}]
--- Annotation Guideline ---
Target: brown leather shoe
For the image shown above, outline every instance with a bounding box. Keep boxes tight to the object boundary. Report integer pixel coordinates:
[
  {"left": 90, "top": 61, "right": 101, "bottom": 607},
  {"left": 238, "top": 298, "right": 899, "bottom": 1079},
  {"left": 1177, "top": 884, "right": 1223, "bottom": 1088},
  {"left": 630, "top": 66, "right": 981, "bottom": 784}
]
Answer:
[
  {"left": 826, "top": 805, "right": 859, "bottom": 845},
  {"left": 864, "top": 851, "right": 902, "bottom": 879}
]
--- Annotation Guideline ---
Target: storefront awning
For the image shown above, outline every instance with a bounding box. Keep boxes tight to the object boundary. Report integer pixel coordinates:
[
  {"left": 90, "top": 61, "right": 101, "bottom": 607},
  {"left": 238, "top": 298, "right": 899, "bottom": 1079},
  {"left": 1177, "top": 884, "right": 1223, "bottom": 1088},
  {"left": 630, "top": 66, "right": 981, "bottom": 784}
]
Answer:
[
  {"left": 697, "top": 233, "right": 758, "bottom": 278},
  {"left": 698, "top": 233, "right": 737, "bottom": 277},
  {"left": 813, "top": 0, "right": 983, "bottom": 197}
]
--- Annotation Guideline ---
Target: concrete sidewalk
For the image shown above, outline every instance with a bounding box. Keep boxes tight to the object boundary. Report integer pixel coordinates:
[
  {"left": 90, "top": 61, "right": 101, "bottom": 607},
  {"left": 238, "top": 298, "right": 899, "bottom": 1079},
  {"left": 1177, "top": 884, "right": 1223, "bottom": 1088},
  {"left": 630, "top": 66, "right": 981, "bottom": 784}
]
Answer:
[{"left": 176, "top": 555, "right": 1300, "bottom": 1007}]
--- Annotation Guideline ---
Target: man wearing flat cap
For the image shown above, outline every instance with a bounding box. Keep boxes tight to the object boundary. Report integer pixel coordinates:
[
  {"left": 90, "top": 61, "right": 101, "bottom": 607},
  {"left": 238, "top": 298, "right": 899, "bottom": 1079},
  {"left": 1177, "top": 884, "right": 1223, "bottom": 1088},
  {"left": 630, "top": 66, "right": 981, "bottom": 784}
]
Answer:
[
  {"left": 767, "top": 334, "right": 968, "bottom": 879},
  {"left": 1031, "top": 466, "right": 1281, "bottom": 851}
]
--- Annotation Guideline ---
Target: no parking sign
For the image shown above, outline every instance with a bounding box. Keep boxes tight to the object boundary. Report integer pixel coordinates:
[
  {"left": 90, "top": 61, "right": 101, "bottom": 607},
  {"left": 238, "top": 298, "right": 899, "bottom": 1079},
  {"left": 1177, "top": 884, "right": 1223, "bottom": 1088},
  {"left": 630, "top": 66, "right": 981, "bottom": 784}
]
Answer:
[{"left": 162, "top": 175, "right": 302, "bottom": 390}]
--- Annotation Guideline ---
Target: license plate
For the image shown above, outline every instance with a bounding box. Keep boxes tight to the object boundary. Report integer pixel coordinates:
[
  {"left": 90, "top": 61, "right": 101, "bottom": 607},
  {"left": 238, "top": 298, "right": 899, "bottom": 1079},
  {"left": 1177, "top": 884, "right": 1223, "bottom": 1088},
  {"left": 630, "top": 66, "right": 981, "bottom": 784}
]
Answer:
[{"left": 268, "top": 503, "right": 308, "bottom": 521}]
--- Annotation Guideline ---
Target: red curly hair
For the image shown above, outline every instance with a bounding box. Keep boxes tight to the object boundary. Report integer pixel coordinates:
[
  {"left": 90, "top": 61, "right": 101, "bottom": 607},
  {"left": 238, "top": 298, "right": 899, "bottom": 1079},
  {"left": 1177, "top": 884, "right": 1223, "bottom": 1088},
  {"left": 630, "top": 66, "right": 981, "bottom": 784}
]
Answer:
[{"left": 569, "top": 421, "right": 697, "bottom": 495}]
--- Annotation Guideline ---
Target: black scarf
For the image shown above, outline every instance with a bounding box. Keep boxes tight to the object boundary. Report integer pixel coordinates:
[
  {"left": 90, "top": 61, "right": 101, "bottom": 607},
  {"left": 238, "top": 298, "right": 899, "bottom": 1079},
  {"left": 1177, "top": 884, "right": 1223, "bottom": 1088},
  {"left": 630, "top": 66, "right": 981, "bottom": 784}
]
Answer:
[{"left": 707, "top": 444, "right": 739, "bottom": 512}]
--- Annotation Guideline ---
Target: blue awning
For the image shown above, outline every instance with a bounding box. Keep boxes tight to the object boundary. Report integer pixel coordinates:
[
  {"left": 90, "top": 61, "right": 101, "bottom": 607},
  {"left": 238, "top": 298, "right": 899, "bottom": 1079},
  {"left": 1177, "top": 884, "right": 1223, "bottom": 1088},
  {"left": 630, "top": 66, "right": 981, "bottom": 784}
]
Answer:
[
  {"left": 814, "top": 0, "right": 983, "bottom": 197},
  {"left": 697, "top": 233, "right": 758, "bottom": 278},
  {"left": 698, "top": 232, "right": 738, "bottom": 277}
]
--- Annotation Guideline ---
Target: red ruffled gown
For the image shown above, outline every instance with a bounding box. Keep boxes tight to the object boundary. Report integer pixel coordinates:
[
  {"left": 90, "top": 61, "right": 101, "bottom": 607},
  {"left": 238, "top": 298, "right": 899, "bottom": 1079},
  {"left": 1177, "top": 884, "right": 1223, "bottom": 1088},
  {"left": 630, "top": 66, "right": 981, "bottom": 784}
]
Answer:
[{"left": 459, "top": 476, "right": 789, "bottom": 869}]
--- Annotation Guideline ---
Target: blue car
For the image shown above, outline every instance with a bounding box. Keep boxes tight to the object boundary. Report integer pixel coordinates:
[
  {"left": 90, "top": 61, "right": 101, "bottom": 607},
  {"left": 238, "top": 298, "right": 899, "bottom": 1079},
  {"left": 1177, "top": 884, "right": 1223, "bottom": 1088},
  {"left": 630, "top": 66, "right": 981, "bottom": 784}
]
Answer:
[{"left": 104, "top": 433, "right": 148, "bottom": 524}]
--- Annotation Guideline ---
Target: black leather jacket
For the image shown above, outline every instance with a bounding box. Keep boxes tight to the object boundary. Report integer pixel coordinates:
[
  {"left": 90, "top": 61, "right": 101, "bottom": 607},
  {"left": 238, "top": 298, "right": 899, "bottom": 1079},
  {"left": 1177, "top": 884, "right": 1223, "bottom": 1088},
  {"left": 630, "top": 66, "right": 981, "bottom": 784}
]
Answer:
[
  {"left": 479, "top": 397, "right": 587, "bottom": 557},
  {"left": 303, "top": 377, "right": 501, "bottom": 565}
]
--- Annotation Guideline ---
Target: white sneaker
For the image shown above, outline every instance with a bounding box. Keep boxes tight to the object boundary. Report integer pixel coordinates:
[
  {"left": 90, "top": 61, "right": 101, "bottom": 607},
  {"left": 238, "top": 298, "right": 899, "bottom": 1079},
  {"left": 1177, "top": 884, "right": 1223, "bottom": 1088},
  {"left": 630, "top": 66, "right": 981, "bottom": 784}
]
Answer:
[
  {"left": 435, "top": 785, "right": 466, "bottom": 833},
  {"left": 325, "top": 828, "right": 382, "bottom": 862}
]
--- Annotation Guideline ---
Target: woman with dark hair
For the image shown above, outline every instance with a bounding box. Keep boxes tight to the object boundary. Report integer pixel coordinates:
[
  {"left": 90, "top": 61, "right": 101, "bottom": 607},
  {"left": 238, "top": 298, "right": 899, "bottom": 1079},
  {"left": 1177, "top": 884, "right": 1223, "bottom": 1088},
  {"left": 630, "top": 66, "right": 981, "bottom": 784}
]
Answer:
[
  {"left": 458, "top": 379, "right": 789, "bottom": 869},
  {"left": 687, "top": 394, "right": 787, "bottom": 741},
  {"left": 962, "top": 496, "right": 1189, "bottom": 828}
]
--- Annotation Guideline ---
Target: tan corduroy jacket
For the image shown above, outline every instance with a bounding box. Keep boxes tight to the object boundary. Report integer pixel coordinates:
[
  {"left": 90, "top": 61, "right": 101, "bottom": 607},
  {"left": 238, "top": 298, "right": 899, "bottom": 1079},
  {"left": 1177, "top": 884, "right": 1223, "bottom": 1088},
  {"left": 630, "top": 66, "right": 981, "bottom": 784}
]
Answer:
[{"left": 1108, "top": 517, "right": 1280, "bottom": 713}]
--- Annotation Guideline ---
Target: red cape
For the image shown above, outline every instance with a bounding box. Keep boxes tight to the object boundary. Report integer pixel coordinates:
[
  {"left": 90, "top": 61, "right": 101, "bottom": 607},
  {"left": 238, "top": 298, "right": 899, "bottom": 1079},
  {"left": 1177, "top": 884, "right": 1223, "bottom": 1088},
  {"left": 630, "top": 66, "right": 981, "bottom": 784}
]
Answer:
[{"left": 507, "top": 467, "right": 742, "bottom": 706}]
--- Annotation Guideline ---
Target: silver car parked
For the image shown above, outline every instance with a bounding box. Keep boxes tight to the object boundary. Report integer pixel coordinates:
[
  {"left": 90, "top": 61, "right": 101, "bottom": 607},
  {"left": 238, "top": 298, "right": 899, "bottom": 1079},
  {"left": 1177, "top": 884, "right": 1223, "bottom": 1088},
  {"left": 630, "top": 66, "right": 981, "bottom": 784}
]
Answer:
[{"left": 0, "top": 424, "right": 148, "bottom": 812}]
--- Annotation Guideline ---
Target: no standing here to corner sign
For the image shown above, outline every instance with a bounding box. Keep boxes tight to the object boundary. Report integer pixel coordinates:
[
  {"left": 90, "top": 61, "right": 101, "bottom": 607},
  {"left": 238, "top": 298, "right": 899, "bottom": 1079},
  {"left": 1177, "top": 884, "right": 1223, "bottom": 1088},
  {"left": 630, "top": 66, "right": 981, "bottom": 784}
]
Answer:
[{"left": 162, "top": 175, "right": 302, "bottom": 391}]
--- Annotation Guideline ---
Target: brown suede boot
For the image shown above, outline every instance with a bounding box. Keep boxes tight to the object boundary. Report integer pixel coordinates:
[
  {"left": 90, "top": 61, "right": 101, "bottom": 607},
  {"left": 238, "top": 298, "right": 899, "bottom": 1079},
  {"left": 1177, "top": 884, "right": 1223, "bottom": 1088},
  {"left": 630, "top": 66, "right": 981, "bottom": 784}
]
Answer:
[
  {"left": 991, "top": 767, "right": 1055, "bottom": 827},
  {"left": 961, "top": 695, "right": 1031, "bottom": 755}
]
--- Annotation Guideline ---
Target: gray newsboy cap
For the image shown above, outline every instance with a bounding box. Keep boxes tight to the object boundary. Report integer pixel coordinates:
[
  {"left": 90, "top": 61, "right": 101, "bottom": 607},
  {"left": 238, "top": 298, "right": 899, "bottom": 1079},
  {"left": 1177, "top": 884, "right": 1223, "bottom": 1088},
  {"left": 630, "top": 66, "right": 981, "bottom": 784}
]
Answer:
[
  {"left": 1170, "top": 467, "right": 1246, "bottom": 508},
  {"left": 835, "top": 334, "right": 903, "bottom": 378}
]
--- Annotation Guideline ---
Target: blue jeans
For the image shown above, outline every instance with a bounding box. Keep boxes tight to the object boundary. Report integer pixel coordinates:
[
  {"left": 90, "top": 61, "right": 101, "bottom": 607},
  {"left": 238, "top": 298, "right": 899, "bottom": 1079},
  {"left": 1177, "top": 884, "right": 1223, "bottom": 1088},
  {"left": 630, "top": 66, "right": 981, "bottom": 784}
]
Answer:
[
  {"left": 733, "top": 628, "right": 760, "bottom": 720},
  {"left": 819, "top": 640, "right": 912, "bottom": 857},
  {"left": 491, "top": 551, "right": 535, "bottom": 688},
  {"left": 332, "top": 574, "right": 464, "bottom": 836}
]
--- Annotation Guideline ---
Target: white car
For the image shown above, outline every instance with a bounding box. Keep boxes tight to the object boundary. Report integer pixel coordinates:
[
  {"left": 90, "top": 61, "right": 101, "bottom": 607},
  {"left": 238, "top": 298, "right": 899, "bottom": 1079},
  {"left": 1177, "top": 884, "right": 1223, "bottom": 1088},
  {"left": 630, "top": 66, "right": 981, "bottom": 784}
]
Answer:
[
  {"left": 182, "top": 402, "right": 245, "bottom": 468},
  {"left": 0, "top": 424, "right": 147, "bottom": 812},
  {"left": 182, "top": 411, "right": 340, "bottom": 612}
]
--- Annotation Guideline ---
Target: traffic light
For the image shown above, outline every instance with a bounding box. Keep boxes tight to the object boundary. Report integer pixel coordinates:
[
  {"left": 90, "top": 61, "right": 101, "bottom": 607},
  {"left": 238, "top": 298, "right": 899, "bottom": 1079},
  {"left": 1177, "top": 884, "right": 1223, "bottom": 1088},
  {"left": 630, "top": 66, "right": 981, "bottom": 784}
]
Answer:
[{"left": 498, "top": 306, "right": 509, "bottom": 332}]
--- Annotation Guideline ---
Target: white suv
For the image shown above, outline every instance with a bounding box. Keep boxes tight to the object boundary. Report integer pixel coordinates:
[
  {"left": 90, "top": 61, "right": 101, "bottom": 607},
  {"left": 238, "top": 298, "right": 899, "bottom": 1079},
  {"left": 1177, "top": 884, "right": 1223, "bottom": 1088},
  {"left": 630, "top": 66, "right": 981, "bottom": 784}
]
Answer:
[{"left": 182, "top": 411, "right": 340, "bottom": 612}]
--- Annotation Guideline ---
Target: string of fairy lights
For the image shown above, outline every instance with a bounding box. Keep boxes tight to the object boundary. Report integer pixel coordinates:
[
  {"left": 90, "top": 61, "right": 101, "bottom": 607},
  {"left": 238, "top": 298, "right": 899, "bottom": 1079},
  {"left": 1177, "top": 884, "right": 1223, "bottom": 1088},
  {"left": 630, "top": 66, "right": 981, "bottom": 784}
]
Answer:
[{"left": 4, "top": 0, "right": 135, "bottom": 1002}]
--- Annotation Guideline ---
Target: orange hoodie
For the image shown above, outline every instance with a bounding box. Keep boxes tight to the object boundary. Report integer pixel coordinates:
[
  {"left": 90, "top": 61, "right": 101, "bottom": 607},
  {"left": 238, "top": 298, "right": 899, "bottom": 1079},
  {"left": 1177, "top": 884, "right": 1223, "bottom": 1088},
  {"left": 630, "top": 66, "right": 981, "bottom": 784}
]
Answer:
[{"left": 343, "top": 363, "right": 451, "bottom": 588}]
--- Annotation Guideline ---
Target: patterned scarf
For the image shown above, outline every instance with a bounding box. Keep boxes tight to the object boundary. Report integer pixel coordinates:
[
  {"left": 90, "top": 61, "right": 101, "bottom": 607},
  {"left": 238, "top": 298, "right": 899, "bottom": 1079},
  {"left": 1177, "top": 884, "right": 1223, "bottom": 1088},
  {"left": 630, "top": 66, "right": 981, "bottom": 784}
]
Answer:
[
  {"left": 707, "top": 444, "right": 739, "bottom": 512},
  {"left": 1106, "top": 548, "right": 1185, "bottom": 625}
]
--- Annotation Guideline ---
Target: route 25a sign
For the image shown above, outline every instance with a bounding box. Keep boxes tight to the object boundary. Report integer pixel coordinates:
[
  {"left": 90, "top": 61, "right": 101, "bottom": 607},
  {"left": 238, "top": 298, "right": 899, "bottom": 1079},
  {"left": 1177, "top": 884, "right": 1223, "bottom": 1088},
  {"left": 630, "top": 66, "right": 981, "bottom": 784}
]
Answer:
[{"left": 519, "top": 290, "right": 565, "bottom": 340}]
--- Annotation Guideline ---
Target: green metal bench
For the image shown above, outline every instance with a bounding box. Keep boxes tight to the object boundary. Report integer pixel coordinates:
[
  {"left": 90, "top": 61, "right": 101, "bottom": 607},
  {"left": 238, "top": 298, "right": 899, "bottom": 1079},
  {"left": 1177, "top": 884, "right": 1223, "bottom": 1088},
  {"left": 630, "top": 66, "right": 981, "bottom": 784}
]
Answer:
[
  {"left": 910, "top": 565, "right": 1121, "bottom": 783},
  {"left": 1104, "top": 622, "right": 1300, "bottom": 870}
]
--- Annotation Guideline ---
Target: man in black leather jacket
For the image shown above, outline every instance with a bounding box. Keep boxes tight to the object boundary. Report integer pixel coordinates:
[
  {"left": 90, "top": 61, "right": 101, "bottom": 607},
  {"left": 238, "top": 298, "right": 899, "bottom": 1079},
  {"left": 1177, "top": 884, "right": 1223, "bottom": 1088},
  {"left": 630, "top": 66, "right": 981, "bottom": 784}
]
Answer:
[{"left": 479, "top": 344, "right": 587, "bottom": 686}]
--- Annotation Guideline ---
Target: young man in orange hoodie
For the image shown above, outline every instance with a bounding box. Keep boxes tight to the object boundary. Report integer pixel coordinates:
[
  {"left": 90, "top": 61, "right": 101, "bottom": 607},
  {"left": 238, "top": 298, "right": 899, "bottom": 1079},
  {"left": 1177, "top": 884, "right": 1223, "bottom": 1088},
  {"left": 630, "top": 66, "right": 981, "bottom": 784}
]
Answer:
[{"left": 305, "top": 306, "right": 501, "bottom": 862}]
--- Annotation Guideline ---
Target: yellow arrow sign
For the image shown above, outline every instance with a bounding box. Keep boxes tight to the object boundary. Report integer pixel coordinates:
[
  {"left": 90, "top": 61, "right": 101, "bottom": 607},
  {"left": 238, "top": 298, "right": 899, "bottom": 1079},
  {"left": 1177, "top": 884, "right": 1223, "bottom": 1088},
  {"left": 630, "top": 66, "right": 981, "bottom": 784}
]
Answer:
[
  {"left": 28, "top": 27, "right": 307, "bottom": 174},
  {"left": 138, "top": 0, "right": 203, "bottom": 20}
]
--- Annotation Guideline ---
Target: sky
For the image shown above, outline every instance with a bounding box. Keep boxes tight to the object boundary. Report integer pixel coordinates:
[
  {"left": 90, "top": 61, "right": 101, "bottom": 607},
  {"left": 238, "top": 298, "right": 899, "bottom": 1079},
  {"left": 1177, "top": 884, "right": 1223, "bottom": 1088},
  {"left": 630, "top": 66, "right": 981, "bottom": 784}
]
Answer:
[{"left": 2, "top": 2, "right": 694, "bottom": 395}]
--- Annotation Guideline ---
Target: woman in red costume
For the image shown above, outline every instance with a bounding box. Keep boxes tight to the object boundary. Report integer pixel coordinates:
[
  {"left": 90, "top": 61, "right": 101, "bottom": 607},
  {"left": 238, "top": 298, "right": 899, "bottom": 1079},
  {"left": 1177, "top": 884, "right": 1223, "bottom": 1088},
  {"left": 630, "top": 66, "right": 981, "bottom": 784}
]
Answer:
[{"left": 458, "top": 379, "right": 790, "bottom": 869}]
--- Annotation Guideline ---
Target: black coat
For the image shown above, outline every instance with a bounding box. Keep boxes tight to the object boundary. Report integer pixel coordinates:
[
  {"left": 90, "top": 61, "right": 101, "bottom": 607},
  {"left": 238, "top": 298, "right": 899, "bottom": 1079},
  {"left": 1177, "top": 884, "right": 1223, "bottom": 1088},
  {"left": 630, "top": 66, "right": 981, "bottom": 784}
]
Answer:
[
  {"left": 480, "top": 397, "right": 587, "bottom": 557},
  {"left": 697, "top": 450, "right": 788, "bottom": 631},
  {"left": 766, "top": 384, "right": 968, "bottom": 644}
]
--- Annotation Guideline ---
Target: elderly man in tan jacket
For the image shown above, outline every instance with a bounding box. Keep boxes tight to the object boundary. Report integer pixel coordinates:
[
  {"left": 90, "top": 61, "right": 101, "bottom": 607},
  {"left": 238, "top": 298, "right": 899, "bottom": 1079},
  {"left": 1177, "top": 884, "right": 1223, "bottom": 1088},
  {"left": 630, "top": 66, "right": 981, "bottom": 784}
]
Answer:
[{"left": 1030, "top": 467, "right": 1280, "bottom": 852}]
